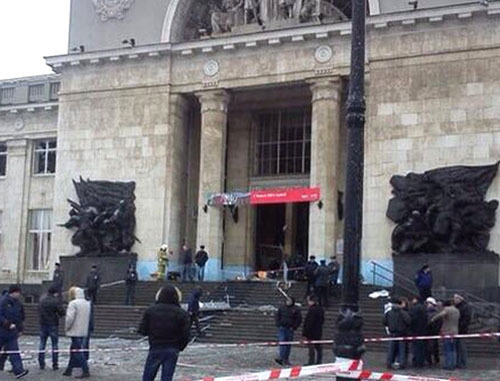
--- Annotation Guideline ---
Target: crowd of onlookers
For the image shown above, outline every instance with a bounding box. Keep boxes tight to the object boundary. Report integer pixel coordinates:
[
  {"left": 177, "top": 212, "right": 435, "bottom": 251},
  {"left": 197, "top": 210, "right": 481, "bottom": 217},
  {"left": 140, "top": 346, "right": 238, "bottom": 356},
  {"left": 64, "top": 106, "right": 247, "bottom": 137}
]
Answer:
[{"left": 383, "top": 264, "right": 472, "bottom": 371}]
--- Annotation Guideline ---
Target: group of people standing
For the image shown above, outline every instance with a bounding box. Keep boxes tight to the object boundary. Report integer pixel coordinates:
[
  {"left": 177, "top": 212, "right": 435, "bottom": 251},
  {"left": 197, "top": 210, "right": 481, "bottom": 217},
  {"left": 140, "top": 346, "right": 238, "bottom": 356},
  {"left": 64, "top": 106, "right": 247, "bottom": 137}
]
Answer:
[
  {"left": 383, "top": 291, "right": 471, "bottom": 371},
  {"left": 0, "top": 282, "right": 94, "bottom": 379},
  {"left": 274, "top": 294, "right": 325, "bottom": 366},
  {"left": 156, "top": 244, "right": 210, "bottom": 283},
  {"left": 304, "top": 255, "right": 340, "bottom": 307}
]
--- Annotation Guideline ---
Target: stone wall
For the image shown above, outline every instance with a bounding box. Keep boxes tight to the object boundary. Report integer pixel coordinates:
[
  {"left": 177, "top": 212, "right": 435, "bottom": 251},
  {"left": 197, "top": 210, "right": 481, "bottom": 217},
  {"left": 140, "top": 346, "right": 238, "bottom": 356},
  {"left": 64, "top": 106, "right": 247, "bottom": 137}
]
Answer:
[
  {"left": 364, "top": 15, "right": 500, "bottom": 283},
  {"left": 0, "top": 110, "right": 57, "bottom": 283},
  {"left": 51, "top": 59, "right": 179, "bottom": 280}
]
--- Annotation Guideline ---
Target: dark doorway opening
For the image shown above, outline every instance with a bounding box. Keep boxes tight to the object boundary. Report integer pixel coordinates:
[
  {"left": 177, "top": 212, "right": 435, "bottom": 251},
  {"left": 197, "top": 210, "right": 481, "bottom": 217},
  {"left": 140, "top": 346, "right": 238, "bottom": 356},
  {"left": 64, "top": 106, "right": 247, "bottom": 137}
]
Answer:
[
  {"left": 255, "top": 204, "right": 286, "bottom": 271},
  {"left": 255, "top": 203, "right": 309, "bottom": 271}
]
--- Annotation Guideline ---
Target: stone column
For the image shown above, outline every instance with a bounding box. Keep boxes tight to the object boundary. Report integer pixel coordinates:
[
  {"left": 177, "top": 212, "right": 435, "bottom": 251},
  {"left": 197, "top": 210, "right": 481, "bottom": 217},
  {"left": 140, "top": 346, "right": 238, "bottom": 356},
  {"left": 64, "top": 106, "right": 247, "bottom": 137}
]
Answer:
[
  {"left": 3, "top": 139, "right": 31, "bottom": 283},
  {"left": 163, "top": 93, "right": 190, "bottom": 262},
  {"left": 195, "top": 89, "right": 230, "bottom": 280},
  {"left": 308, "top": 77, "right": 343, "bottom": 260}
]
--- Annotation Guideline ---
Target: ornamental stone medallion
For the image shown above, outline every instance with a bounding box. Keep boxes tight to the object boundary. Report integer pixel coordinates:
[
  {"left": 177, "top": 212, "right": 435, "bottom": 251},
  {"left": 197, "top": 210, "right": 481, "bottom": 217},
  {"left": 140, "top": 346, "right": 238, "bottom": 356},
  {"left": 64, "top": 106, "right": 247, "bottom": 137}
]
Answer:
[
  {"left": 92, "top": 0, "right": 135, "bottom": 21},
  {"left": 203, "top": 60, "right": 220, "bottom": 77},
  {"left": 14, "top": 118, "right": 24, "bottom": 131},
  {"left": 314, "top": 45, "right": 333, "bottom": 64}
]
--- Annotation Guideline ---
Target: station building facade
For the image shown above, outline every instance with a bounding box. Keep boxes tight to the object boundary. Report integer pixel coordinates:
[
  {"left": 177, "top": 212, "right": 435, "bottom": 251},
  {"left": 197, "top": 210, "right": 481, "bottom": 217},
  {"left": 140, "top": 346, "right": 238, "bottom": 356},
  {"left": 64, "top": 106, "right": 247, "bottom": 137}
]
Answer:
[{"left": 0, "top": 0, "right": 499, "bottom": 283}]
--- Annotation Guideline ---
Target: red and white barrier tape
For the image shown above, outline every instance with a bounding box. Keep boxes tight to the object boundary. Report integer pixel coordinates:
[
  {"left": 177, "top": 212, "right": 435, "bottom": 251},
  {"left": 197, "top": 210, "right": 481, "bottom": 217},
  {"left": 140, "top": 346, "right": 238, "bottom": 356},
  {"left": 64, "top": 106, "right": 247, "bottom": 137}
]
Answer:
[
  {"left": 1, "top": 331, "right": 498, "bottom": 355},
  {"left": 199, "top": 358, "right": 362, "bottom": 381},
  {"left": 335, "top": 369, "right": 459, "bottom": 381}
]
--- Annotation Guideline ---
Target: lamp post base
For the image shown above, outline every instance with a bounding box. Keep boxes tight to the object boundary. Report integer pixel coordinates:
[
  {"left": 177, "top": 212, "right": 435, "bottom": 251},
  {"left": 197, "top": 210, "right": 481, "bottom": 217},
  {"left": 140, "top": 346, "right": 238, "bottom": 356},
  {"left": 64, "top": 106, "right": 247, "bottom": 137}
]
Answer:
[{"left": 334, "top": 305, "right": 365, "bottom": 380}]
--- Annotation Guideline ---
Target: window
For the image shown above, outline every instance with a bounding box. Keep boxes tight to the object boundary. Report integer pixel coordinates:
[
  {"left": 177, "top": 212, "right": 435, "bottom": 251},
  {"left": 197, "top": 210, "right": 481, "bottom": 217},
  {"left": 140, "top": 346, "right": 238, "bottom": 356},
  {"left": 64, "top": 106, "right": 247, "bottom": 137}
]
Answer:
[
  {"left": 255, "top": 108, "right": 311, "bottom": 176},
  {"left": 49, "top": 82, "right": 60, "bottom": 100},
  {"left": 27, "top": 210, "right": 52, "bottom": 270},
  {"left": 0, "top": 144, "right": 6, "bottom": 177},
  {"left": 34, "top": 139, "right": 57, "bottom": 175},
  {"left": 0, "top": 87, "right": 14, "bottom": 105},
  {"left": 28, "top": 84, "right": 45, "bottom": 102}
]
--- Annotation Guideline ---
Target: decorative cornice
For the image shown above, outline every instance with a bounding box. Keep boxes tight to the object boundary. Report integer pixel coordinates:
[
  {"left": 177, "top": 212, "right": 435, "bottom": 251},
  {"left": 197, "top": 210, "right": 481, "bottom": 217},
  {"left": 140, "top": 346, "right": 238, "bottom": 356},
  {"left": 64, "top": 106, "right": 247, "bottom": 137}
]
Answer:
[
  {"left": 44, "top": 2, "right": 500, "bottom": 71},
  {"left": 0, "top": 102, "right": 58, "bottom": 114}
]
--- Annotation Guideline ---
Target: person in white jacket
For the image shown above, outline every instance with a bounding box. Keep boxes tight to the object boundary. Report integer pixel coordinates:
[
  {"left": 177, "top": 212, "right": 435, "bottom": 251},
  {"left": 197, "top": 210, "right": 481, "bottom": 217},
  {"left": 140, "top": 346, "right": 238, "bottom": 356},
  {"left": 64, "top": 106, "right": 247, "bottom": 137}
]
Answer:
[{"left": 63, "top": 287, "right": 91, "bottom": 378}]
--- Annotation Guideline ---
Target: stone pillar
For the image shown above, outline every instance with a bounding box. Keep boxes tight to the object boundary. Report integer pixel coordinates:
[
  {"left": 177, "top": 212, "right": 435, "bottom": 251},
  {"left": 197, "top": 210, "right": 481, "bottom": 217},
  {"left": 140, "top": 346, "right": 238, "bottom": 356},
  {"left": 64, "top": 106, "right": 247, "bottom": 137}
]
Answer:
[
  {"left": 163, "top": 94, "right": 190, "bottom": 263},
  {"left": 308, "top": 77, "right": 343, "bottom": 260},
  {"left": 195, "top": 90, "right": 230, "bottom": 280},
  {"left": 3, "top": 140, "right": 31, "bottom": 283},
  {"left": 283, "top": 203, "right": 294, "bottom": 258}
]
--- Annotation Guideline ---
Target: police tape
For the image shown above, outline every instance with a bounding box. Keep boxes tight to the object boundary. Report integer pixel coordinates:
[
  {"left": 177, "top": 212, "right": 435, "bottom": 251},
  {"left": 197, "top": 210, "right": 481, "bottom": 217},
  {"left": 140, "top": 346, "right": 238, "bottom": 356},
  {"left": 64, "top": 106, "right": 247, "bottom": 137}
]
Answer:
[
  {"left": 0, "top": 332, "right": 499, "bottom": 356},
  {"left": 199, "top": 358, "right": 363, "bottom": 381},
  {"left": 197, "top": 360, "right": 459, "bottom": 381},
  {"left": 319, "top": 369, "right": 457, "bottom": 381},
  {"left": 190, "top": 332, "right": 500, "bottom": 349}
]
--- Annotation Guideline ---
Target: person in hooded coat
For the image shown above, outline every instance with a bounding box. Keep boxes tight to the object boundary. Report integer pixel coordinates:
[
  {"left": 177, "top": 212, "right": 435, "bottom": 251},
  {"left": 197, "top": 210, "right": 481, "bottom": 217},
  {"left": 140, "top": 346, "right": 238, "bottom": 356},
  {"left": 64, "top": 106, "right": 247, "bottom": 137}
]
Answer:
[
  {"left": 64, "top": 287, "right": 91, "bottom": 378},
  {"left": 138, "top": 285, "right": 190, "bottom": 381}
]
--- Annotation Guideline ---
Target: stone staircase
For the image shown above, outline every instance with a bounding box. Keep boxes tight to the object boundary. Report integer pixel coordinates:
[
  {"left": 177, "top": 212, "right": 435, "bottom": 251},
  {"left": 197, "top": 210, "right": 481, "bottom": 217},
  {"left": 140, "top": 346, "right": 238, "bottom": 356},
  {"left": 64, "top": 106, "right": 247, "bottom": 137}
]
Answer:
[{"left": 21, "top": 281, "right": 500, "bottom": 357}]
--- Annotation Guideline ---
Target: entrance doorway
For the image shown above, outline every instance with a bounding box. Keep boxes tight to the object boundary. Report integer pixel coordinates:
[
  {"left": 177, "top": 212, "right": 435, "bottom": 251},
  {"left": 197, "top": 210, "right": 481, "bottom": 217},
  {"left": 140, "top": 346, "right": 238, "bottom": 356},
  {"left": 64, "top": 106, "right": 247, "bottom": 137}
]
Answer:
[{"left": 255, "top": 203, "right": 309, "bottom": 271}]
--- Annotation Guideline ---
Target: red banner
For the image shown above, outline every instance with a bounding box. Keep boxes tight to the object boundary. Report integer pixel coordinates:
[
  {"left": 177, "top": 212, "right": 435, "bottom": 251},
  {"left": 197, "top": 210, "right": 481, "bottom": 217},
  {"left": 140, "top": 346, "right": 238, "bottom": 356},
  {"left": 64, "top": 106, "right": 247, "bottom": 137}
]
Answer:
[{"left": 250, "top": 187, "right": 321, "bottom": 205}]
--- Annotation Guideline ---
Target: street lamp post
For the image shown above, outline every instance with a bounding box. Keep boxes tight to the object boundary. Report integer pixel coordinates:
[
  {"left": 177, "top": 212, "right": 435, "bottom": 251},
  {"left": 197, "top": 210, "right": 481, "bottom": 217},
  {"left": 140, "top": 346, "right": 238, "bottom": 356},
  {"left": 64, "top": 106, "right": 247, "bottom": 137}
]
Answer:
[{"left": 334, "top": 0, "right": 367, "bottom": 369}]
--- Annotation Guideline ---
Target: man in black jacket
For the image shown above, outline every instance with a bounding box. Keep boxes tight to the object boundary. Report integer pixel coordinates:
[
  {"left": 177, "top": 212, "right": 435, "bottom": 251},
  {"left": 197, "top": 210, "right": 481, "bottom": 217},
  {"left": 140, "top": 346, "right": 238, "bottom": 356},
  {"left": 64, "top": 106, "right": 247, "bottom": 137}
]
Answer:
[
  {"left": 187, "top": 287, "right": 203, "bottom": 336},
  {"left": 383, "top": 297, "right": 410, "bottom": 370},
  {"left": 314, "top": 260, "right": 330, "bottom": 307},
  {"left": 194, "top": 246, "right": 209, "bottom": 281},
  {"left": 38, "top": 286, "right": 65, "bottom": 370},
  {"left": 302, "top": 295, "right": 324, "bottom": 365},
  {"left": 138, "top": 285, "right": 190, "bottom": 381},
  {"left": 275, "top": 297, "right": 302, "bottom": 366},
  {"left": 124, "top": 263, "right": 138, "bottom": 305},
  {"left": 304, "top": 256, "right": 318, "bottom": 297},
  {"left": 85, "top": 265, "right": 100, "bottom": 304},
  {"left": 409, "top": 296, "right": 428, "bottom": 368},
  {"left": 454, "top": 294, "right": 471, "bottom": 369},
  {"left": 52, "top": 263, "right": 64, "bottom": 295}
]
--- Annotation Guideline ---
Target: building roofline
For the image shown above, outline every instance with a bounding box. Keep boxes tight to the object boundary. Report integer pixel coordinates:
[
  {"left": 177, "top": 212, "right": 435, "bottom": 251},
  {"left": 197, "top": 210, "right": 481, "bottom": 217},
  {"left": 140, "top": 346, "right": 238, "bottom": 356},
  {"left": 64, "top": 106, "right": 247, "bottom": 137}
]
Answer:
[
  {"left": 0, "top": 73, "right": 61, "bottom": 86},
  {"left": 45, "top": 1, "right": 500, "bottom": 71}
]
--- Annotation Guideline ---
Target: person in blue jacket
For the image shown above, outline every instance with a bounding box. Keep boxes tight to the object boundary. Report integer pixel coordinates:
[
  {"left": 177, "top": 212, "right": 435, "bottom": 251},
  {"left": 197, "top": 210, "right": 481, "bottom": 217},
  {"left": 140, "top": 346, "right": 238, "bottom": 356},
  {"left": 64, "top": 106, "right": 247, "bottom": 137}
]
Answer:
[
  {"left": 414, "top": 265, "right": 433, "bottom": 299},
  {"left": 0, "top": 285, "right": 29, "bottom": 378}
]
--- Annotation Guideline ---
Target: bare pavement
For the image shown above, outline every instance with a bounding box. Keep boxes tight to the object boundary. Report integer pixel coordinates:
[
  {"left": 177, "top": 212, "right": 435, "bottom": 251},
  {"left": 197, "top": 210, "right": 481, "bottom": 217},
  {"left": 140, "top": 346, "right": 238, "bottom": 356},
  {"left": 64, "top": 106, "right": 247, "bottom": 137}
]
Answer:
[{"left": 1, "top": 337, "right": 498, "bottom": 380}]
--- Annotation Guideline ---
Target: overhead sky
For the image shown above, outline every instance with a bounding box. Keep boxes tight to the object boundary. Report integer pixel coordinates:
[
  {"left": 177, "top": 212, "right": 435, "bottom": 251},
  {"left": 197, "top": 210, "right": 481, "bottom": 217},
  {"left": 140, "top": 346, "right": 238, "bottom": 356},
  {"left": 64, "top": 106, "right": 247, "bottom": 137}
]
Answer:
[{"left": 0, "top": 0, "right": 70, "bottom": 80}]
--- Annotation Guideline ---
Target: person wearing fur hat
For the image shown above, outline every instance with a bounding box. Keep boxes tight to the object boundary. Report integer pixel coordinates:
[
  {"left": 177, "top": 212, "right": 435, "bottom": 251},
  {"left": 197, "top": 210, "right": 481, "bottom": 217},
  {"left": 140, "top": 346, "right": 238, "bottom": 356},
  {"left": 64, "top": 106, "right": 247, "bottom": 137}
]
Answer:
[{"left": 138, "top": 285, "right": 190, "bottom": 381}]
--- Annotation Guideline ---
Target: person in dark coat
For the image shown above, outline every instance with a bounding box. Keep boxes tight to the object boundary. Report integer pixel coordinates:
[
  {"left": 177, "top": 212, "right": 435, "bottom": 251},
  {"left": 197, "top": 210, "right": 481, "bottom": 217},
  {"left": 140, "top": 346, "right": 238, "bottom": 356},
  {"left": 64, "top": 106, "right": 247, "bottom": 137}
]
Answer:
[
  {"left": 38, "top": 286, "right": 65, "bottom": 370},
  {"left": 138, "top": 285, "right": 190, "bottom": 381},
  {"left": 0, "top": 290, "right": 8, "bottom": 372},
  {"left": 302, "top": 295, "right": 324, "bottom": 365},
  {"left": 383, "top": 297, "right": 410, "bottom": 370},
  {"left": 187, "top": 287, "right": 203, "bottom": 336},
  {"left": 327, "top": 256, "right": 340, "bottom": 296},
  {"left": 0, "top": 285, "right": 29, "bottom": 378},
  {"left": 304, "top": 256, "right": 318, "bottom": 297},
  {"left": 52, "top": 263, "right": 64, "bottom": 294},
  {"left": 194, "top": 246, "right": 209, "bottom": 281},
  {"left": 85, "top": 265, "right": 101, "bottom": 304},
  {"left": 125, "top": 263, "right": 138, "bottom": 305},
  {"left": 275, "top": 297, "right": 302, "bottom": 366},
  {"left": 454, "top": 294, "right": 471, "bottom": 369},
  {"left": 409, "top": 296, "right": 428, "bottom": 368},
  {"left": 314, "top": 260, "right": 330, "bottom": 307},
  {"left": 181, "top": 245, "right": 194, "bottom": 282},
  {"left": 414, "top": 265, "right": 432, "bottom": 300},
  {"left": 425, "top": 297, "right": 441, "bottom": 366}
]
